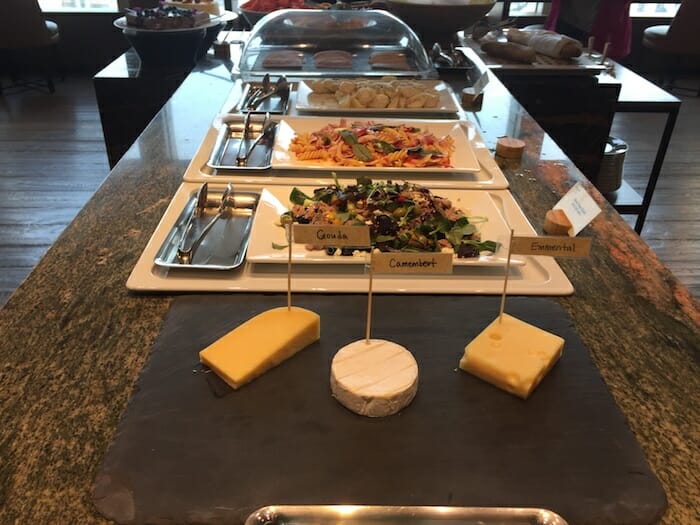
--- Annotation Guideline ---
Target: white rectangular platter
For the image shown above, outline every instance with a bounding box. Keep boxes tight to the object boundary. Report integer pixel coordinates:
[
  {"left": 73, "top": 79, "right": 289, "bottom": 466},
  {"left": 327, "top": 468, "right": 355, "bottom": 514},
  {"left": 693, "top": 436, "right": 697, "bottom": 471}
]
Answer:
[
  {"left": 271, "top": 117, "right": 480, "bottom": 174},
  {"left": 246, "top": 185, "right": 525, "bottom": 268},
  {"left": 127, "top": 183, "right": 574, "bottom": 295},
  {"left": 186, "top": 89, "right": 508, "bottom": 190},
  {"left": 295, "top": 79, "right": 461, "bottom": 115}
]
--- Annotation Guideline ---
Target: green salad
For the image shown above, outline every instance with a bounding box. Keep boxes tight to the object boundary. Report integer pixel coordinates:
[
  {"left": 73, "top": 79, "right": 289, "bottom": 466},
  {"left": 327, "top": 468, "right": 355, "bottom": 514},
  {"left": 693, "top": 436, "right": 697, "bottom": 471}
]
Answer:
[{"left": 280, "top": 176, "right": 498, "bottom": 258}]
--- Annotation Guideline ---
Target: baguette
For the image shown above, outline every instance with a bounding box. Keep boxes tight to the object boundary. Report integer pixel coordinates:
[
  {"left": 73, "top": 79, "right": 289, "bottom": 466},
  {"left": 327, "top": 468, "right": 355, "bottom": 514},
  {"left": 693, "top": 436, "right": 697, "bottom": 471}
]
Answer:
[
  {"left": 480, "top": 41, "right": 536, "bottom": 64},
  {"left": 507, "top": 28, "right": 583, "bottom": 59}
]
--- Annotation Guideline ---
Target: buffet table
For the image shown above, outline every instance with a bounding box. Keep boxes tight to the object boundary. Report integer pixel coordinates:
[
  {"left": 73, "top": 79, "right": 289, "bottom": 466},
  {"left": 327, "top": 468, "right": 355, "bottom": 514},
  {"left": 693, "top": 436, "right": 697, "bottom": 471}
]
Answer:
[{"left": 0, "top": 44, "right": 698, "bottom": 525}]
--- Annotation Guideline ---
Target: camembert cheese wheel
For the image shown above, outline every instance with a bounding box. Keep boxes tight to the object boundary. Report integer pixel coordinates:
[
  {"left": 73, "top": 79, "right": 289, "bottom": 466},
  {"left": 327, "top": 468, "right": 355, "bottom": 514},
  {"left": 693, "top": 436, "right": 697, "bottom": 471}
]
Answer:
[
  {"left": 200, "top": 306, "right": 320, "bottom": 390},
  {"left": 331, "top": 339, "right": 418, "bottom": 417}
]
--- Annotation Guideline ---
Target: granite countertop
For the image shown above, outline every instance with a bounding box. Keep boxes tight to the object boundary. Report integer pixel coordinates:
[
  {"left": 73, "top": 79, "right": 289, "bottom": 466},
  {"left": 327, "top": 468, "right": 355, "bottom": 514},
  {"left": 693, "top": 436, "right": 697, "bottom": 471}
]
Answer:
[{"left": 0, "top": 56, "right": 698, "bottom": 524}]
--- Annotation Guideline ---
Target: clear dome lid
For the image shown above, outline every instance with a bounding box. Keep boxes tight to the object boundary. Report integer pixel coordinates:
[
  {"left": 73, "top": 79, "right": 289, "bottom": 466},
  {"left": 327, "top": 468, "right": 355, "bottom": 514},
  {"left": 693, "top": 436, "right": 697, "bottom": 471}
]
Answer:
[{"left": 237, "top": 9, "right": 434, "bottom": 80}]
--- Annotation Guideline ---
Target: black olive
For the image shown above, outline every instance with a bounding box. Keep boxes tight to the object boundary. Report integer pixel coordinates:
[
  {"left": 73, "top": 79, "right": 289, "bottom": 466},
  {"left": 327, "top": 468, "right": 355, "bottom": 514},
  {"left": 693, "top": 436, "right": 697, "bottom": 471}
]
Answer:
[
  {"left": 457, "top": 243, "right": 480, "bottom": 258},
  {"left": 297, "top": 216, "right": 310, "bottom": 224},
  {"left": 374, "top": 214, "right": 398, "bottom": 236}
]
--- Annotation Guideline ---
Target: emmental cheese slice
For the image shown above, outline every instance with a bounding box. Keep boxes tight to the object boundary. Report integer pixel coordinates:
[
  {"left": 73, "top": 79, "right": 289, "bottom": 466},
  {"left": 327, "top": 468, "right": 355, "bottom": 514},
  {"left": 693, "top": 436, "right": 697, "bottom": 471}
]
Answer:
[
  {"left": 331, "top": 339, "right": 418, "bottom": 417},
  {"left": 459, "top": 313, "right": 563, "bottom": 399},
  {"left": 200, "top": 306, "right": 320, "bottom": 390}
]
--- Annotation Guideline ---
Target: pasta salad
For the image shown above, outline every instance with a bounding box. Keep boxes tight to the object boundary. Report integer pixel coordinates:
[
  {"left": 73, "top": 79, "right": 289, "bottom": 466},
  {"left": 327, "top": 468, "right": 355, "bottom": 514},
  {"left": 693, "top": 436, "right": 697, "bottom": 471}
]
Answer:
[{"left": 289, "top": 120, "right": 455, "bottom": 168}]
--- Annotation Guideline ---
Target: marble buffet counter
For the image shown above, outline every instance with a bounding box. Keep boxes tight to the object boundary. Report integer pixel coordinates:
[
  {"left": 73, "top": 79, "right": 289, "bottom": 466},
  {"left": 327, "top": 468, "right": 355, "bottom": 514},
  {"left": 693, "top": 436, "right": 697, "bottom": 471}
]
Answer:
[{"left": 0, "top": 50, "right": 698, "bottom": 525}]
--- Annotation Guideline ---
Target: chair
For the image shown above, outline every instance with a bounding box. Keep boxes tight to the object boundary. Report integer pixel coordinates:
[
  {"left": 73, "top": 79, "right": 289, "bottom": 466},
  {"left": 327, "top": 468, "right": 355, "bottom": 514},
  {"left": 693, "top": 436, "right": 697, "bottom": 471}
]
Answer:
[
  {"left": 0, "top": 0, "right": 61, "bottom": 94},
  {"left": 643, "top": 0, "right": 700, "bottom": 96}
]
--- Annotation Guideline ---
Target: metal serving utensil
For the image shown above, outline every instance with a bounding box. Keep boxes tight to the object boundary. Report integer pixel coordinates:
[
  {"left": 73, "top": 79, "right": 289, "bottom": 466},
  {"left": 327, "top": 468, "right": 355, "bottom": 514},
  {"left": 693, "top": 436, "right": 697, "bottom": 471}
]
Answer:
[
  {"left": 175, "top": 182, "right": 208, "bottom": 262},
  {"left": 248, "top": 76, "right": 289, "bottom": 111},
  {"left": 430, "top": 43, "right": 454, "bottom": 67},
  {"left": 235, "top": 112, "right": 251, "bottom": 165},
  {"left": 244, "top": 73, "right": 270, "bottom": 110},
  {"left": 176, "top": 183, "right": 233, "bottom": 265},
  {"left": 236, "top": 113, "right": 277, "bottom": 167}
]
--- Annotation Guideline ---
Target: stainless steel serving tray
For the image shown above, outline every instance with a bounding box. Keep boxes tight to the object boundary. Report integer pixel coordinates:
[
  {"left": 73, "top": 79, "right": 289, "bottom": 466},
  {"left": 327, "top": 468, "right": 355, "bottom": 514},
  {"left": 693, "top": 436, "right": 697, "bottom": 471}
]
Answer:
[
  {"left": 154, "top": 186, "right": 259, "bottom": 270},
  {"left": 207, "top": 118, "right": 275, "bottom": 170},
  {"left": 245, "top": 505, "right": 569, "bottom": 525}
]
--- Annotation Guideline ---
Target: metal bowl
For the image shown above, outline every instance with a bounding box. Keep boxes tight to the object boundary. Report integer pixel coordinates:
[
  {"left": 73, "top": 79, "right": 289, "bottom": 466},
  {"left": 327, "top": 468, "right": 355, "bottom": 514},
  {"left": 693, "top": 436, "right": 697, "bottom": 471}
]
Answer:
[{"left": 384, "top": 0, "right": 496, "bottom": 45}]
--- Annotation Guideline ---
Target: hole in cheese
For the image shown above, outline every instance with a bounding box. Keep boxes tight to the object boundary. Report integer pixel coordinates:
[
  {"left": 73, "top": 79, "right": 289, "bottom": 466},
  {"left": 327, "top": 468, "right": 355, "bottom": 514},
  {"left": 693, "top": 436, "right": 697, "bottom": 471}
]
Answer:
[{"left": 459, "top": 313, "right": 563, "bottom": 399}]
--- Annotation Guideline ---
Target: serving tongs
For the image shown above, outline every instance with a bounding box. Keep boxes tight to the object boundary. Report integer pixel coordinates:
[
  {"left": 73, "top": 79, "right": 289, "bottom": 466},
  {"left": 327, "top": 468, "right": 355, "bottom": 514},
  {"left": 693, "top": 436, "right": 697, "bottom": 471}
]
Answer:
[
  {"left": 430, "top": 43, "right": 455, "bottom": 68},
  {"left": 236, "top": 112, "right": 277, "bottom": 167},
  {"left": 430, "top": 43, "right": 473, "bottom": 68},
  {"left": 235, "top": 111, "right": 252, "bottom": 164},
  {"left": 243, "top": 73, "right": 270, "bottom": 110},
  {"left": 246, "top": 76, "right": 290, "bottom": 111},
  {"left": 471, "top": 18, "right": 515, "bottom": 42},
  {"left": 176, "top": 183, "right": 233, "bottom": 265}
]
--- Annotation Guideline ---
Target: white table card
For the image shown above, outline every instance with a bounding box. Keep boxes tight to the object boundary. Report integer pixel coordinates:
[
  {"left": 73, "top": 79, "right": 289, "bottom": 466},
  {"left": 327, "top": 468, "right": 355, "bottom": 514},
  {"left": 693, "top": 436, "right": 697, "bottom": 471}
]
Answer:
[{"left": 553, "top": 182, "right": 602, "bottom": 236}]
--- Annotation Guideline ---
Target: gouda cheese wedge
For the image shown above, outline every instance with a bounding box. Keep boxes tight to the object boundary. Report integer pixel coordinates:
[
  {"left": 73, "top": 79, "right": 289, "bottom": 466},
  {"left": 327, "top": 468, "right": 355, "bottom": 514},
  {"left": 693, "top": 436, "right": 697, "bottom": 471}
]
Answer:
[
  {"left": 460, "top": 313, "right": 563, "bottom": 399},
  {"left": 200, "top": 306, "right": 320, "bottom": 389}
]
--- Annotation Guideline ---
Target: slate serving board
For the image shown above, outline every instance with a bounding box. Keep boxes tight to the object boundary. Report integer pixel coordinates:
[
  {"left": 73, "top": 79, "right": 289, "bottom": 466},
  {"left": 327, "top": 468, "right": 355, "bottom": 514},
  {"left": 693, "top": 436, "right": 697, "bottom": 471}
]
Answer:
[{"left": 93, "top": 295, "right": 666, "bottom": 525}]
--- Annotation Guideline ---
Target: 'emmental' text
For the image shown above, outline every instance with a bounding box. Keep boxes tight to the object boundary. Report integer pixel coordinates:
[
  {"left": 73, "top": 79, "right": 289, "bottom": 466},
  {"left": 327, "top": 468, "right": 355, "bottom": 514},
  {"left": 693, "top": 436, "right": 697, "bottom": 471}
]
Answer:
[{"left": 529, "top": 241, "right": 577, "bottom": 253}]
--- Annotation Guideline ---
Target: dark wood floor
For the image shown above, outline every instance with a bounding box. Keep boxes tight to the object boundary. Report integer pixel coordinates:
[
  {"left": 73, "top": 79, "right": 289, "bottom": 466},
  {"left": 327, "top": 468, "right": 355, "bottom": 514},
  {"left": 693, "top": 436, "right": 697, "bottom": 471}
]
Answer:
[
  {"left": 0, "top": 76, "right": 110, "bottom": 307},
  {"left": 610, "top": 77, "right": 700, "bottom": 299},
  {"left": 0, "top": 74, "right": 698, "bottom": 307}
]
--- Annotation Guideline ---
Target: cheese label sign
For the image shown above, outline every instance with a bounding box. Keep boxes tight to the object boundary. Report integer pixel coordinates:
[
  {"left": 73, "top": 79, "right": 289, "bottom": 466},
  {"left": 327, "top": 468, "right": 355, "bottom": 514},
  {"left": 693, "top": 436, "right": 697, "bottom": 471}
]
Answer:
[
  {"left": 510, "top": 236, "right": 591, "bottom": 257},
  {"left": 292, "top": 224, "right": 371, "bottom": 247},
  {"left": 371, "top": 252, "right": 454, "bottom": 274}
]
